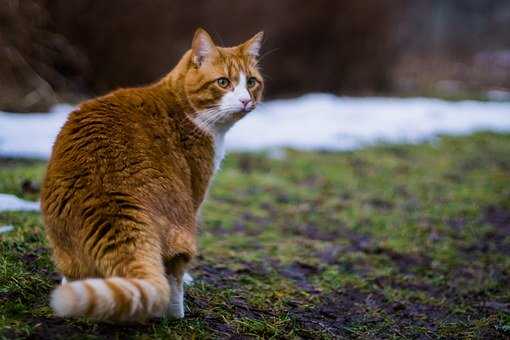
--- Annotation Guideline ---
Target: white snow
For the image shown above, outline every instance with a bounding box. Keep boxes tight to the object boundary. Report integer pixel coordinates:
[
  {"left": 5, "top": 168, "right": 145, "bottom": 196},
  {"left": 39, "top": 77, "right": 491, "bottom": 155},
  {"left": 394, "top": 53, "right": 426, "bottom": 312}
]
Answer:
[
  {"left": 228, "top": 94, "right": 510, "bottom": 150},
  {"left": 0, "top": 225, "right": 14, "bottom": 234},
  {"left": 0, "top": 104, "right": 72, "bottom": 159},
  {"left": 1, "top": 95, "right": 509, "bottom": 158},
  {"left": 0, "top": 193, "right": 40, "bottom": 212}
]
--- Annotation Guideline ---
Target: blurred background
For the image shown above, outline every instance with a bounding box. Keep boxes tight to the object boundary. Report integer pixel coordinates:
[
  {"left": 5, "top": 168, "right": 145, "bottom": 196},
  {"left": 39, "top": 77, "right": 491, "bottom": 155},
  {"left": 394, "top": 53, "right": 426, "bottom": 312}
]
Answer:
[
  {"left": 2, "top": 0, "right": 510, "bottom": 112},
  {"left": 2, "top": 2, "right": 510, "bottom": 338}
]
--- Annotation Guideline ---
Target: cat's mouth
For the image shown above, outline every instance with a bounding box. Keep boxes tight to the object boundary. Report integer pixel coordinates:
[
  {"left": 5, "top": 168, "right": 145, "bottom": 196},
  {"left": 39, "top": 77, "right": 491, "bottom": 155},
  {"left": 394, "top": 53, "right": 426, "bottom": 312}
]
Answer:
[
  {"left": 231, "top": 111, "right": 246, "bottom": 121},
  {"left": 212, "top": 104, "right": 255, "bottom": 125},
  {"left": 235, "top": 106, "right": 254, "bottom": 119},
  {"left": 240, "top": 104, "right": 256, "bottom": 114}
]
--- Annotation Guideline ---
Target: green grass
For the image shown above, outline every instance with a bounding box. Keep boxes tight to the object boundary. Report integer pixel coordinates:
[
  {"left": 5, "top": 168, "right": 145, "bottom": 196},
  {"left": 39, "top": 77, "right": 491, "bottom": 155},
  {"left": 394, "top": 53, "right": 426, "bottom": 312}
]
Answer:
[{"left": 1, "top": 132, "right": 510, "bottom": 339}]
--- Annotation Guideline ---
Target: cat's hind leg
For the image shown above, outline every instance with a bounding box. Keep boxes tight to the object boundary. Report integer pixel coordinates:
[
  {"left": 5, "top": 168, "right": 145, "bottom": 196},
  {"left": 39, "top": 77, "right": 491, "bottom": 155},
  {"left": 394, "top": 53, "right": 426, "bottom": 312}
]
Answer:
[{"left": 165, "top": 255, "right": 189, "bottom": 319}]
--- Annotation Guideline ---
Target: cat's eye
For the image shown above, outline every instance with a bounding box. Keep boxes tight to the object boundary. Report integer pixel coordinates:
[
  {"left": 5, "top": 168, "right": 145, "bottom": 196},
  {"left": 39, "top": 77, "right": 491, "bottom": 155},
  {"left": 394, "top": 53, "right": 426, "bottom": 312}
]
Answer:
[
  {"left": 217, "top": 77, "right": 230, "bottom": 88},
  {"left": 247, "top": 77, "right": 258, "bottom": 88}
]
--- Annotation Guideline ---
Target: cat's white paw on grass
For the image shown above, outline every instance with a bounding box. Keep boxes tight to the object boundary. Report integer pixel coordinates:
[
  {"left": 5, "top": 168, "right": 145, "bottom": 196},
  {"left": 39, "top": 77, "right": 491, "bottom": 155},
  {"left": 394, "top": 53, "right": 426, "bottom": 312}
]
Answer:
[{"left": 167, "top": 302, "right": 185, "bottom": 319}]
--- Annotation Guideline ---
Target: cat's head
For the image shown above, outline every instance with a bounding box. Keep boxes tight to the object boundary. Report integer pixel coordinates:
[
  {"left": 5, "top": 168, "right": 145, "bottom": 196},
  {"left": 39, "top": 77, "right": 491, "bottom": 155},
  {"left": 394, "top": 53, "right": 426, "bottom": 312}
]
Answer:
[{"left": 183, "top": 28, "right": 264, "bottom": 131}]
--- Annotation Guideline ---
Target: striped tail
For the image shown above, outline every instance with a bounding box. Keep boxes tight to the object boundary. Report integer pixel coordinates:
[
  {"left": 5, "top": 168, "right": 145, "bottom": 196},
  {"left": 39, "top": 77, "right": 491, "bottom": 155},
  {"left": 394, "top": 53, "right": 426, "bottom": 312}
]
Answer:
[{"left": 50, "top": 276, "right": 170, "bottom": 321}]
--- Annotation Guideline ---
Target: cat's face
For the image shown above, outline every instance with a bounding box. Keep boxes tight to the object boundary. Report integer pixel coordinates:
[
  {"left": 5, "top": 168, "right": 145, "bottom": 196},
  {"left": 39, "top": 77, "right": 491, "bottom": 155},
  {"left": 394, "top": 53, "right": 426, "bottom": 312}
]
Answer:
[{"left": 184, "top": 29, "right": 264, "bottom": 130}]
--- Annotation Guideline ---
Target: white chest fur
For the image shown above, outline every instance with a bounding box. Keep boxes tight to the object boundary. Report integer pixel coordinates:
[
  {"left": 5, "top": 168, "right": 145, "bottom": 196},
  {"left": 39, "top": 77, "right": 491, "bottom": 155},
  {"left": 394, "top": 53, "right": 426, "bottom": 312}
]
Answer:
[
  {"left": 193, "top": 72, "right": 251, "bottom": 172},
  {"left": 213, "top": 130, "right": 227, "bottom": 172},
  {"left": 191, "top": 114, "right": 228, "bottom": 173}
]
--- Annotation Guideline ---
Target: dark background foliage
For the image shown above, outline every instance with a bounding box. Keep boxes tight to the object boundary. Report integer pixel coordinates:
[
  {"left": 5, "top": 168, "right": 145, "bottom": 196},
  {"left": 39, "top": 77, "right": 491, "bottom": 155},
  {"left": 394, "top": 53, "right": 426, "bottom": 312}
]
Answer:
[{"left": 1, "top": 0, "right": 509, "bottom": 111}]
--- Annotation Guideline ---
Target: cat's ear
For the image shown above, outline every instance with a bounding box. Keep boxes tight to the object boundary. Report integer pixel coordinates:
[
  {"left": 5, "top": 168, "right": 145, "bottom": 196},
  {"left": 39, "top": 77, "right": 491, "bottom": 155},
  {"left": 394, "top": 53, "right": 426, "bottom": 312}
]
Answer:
[
  {"left": 191, "top": 28, "right": 217, "bottom": 67},
  {"left": 241, "top": 31, "right": 264, "bottom": 58}
]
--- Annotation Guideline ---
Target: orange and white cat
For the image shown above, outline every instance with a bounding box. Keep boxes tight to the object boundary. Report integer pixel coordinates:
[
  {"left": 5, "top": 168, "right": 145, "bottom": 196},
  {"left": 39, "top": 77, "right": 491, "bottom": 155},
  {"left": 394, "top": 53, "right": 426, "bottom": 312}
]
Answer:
[{"left": 41, "top": 28, "right": 264, "bottom": 321}]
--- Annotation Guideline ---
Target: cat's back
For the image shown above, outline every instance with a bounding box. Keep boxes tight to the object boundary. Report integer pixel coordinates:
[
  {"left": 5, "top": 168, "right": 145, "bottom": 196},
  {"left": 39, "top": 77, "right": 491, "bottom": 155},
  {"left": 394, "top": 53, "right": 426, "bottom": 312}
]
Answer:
[
  {"left": 46, "top": 87, "right": 177, "bottom": 175},
  {"left": 52, "top": 88, "right": 160, "bottom": 162},
  {"left": 41, "top": 86, "right": 183, "bottom": 222}
]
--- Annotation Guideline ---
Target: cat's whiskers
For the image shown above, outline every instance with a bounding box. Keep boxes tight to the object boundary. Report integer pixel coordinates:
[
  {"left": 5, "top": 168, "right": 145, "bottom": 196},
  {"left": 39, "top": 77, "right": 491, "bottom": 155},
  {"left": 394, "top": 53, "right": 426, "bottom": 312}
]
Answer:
[
  {"left": 192, "top": 109, "right": 223, "bottom": 132},
  {"left": 192, "top": 106, "right": 235, "bottom": 134}
]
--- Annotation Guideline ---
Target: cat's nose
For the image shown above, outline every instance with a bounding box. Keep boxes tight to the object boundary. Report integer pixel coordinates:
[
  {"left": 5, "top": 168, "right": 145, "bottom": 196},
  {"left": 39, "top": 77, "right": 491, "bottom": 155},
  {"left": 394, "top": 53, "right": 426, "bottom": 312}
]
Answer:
[{"left": 240, "top": 98, "right": 252, "bottom": 110}]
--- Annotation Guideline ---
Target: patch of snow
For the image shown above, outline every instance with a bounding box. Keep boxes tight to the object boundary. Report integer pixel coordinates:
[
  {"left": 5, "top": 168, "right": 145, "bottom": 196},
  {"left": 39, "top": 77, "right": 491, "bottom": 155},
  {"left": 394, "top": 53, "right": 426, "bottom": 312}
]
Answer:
[
  {"left": 0, "top": 104, "right": 72, "bottom": 158},
  {"left": 0, "top": 193, "right": 40, "bottom": 212},
  {"left": 183, "top": 272, "right": 194, "bottom": 286},
  {"left": 0, "top": 225, "right": 14, "bottom": 234},
  {"left": 1, "top": 95, "right": 510, "bottom": 158},
  {"left": 228, "top": 94, "right": 510, "bottom": 151}
]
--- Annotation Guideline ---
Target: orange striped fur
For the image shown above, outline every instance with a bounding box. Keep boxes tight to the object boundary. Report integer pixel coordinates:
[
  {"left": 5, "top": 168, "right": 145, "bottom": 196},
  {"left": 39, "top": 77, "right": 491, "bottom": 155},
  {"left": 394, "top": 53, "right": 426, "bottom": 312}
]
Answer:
[{"left": 41, "top": 28, "right": 264, "bottom": 321}]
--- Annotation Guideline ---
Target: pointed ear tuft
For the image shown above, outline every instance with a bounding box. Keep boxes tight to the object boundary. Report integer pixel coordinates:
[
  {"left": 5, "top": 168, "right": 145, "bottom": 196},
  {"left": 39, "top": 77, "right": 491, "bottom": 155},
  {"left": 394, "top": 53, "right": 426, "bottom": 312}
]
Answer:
[
  {"left": 191, "top": 28, "right": 217, "bottom": 66},
  {"left": 243, "top": 31, "right": 264, "bottom": 58}
]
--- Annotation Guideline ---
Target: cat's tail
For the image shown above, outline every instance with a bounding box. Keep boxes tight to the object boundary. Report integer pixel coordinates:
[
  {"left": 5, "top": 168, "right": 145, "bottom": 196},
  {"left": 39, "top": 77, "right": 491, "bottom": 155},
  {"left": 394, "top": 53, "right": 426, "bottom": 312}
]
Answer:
[{"left": 50, "top": 274, "right": 170, "bottom": 321}]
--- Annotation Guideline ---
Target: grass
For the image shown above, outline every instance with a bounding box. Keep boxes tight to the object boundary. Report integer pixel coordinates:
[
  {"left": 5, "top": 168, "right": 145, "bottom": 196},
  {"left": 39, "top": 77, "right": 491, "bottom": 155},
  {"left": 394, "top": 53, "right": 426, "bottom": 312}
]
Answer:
[{"left": 1, "top": 132, "right": 510, "bottom": 339}]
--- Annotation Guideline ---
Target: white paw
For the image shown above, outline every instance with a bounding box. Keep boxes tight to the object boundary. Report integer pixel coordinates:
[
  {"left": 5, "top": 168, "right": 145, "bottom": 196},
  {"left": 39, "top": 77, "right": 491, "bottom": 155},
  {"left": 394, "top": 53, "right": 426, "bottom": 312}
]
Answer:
[
  {"left": 183, "top": 272, "right": 194, "bottom": 285},
  {"left": 167, "top": 303, "right": 184, "bottom": 319},
  {"left": 61, "top": 276, "right": 68, "bottom": 285},
  {"left": 168, "top": 275, "right": 185, "bottom": 319}
]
